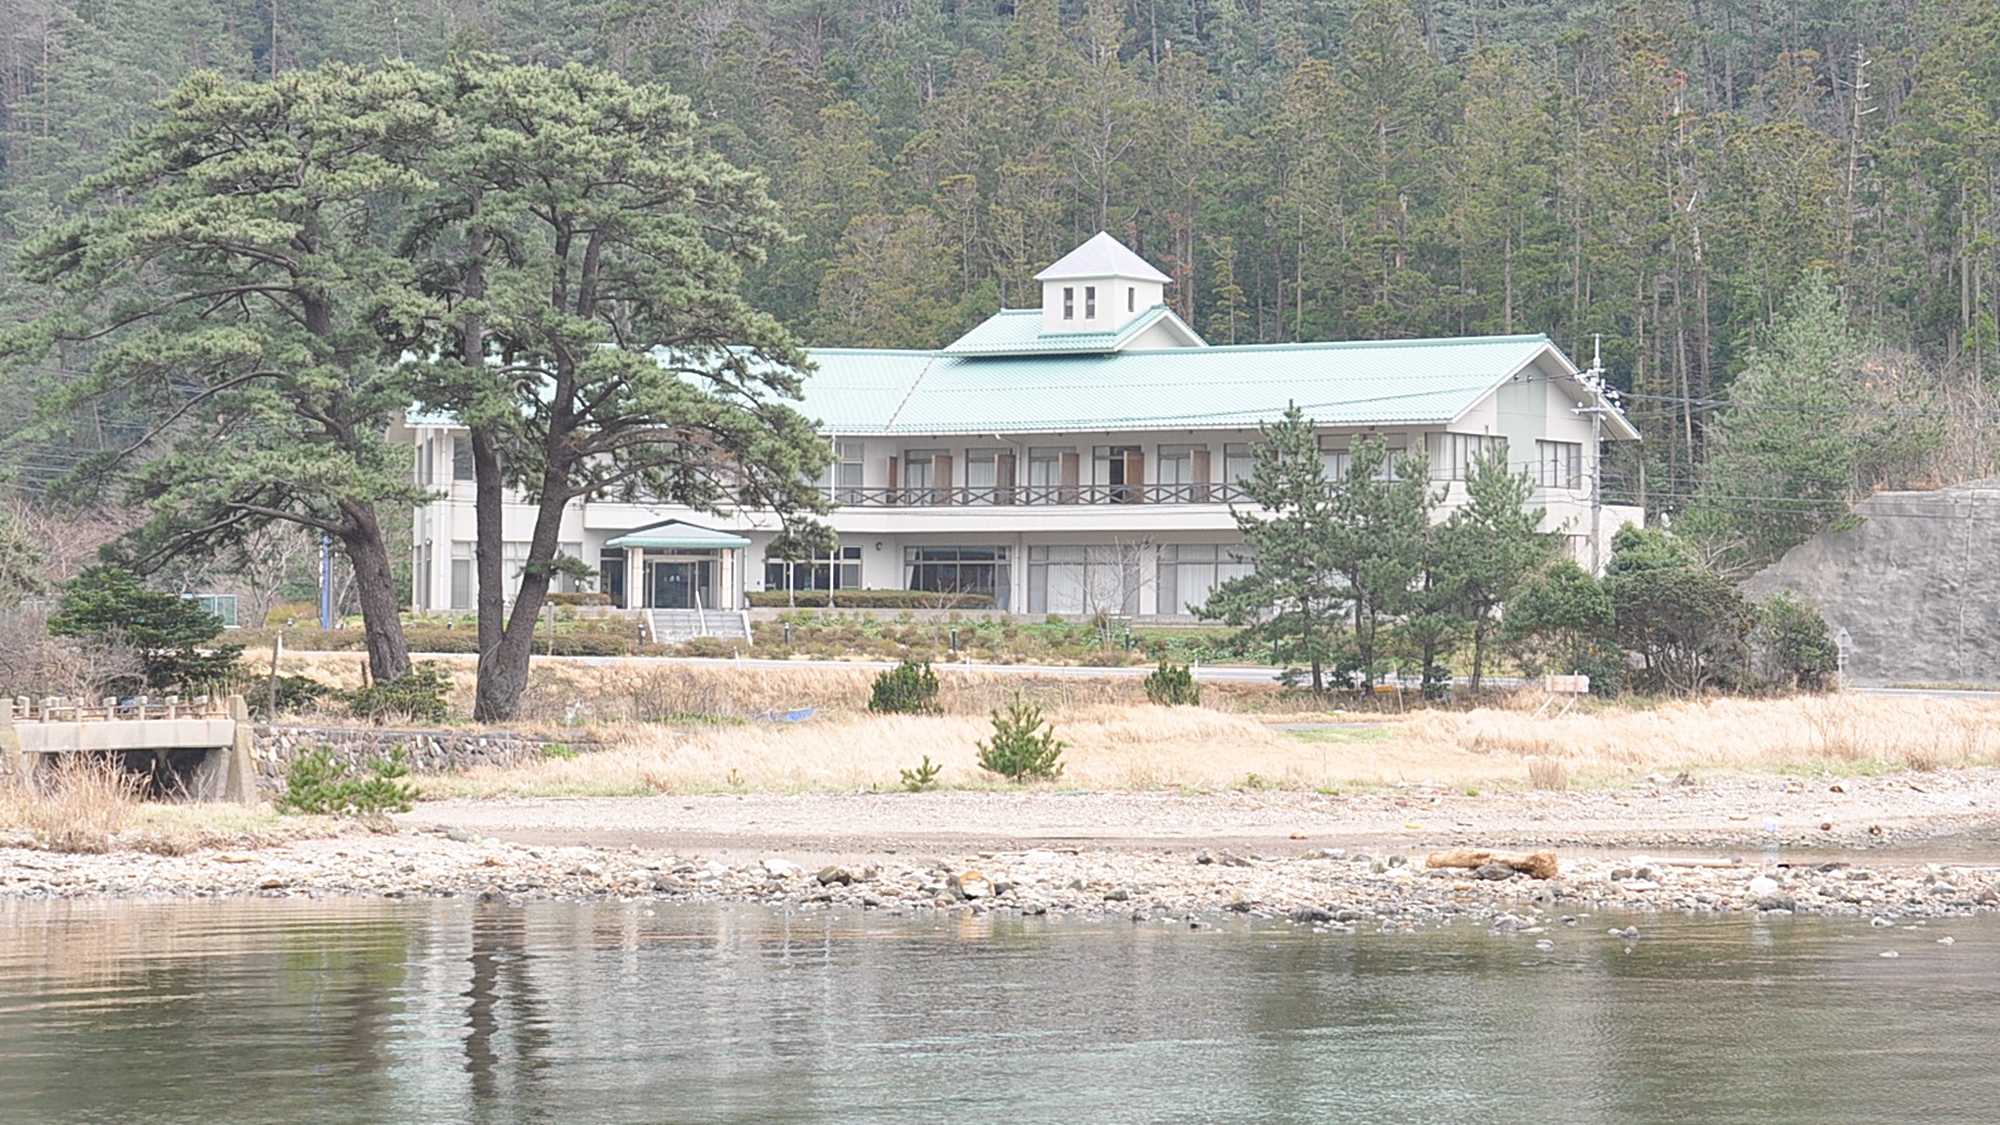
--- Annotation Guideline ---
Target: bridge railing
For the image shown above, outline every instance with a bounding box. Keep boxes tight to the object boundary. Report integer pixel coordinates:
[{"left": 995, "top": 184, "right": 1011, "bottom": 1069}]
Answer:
[{"left": 8, "top": 694, "right": 233, "bottom": 724}]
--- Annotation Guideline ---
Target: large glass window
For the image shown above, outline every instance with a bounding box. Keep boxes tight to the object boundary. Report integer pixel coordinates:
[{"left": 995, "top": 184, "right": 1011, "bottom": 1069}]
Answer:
[
  {"left": 1156, "top": 444, "right": 1204, "bottom": 501},
  {"left": 905, "top": 546, "right": 1010, "bottom": 609},
  {"left": 766, "top": 545, "right": 862, "bottom": 593},
  {"left": 1537, "top": 440, "right": 1584, "bottom": 489},
  {"left": 1426, "top": 433, "right": 1508, "bottom": 482},
  {"left": 1028, "top": 545, "right": 1140, "bottom": 616},
  {"left": 452, "top": 436, "right": 474, "bottom": 481},
  {"left": 1158, "top": 544, "right": 1255, "bottom": 616}
]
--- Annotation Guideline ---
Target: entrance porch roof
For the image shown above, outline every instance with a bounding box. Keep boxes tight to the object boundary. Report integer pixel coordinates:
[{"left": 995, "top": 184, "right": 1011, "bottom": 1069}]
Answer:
[{"left": 604, "top": 520, "right": 752, "bottom": 550}]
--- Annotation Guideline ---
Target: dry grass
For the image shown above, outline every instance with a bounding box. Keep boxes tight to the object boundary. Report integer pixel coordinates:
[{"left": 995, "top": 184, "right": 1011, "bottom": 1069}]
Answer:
[
  {"left": 0, "top": 757, "right": 142, "bottom": 853},
  {"left": 271, "top": 654, "right": 2000, "bottom": 794},
  {"left": 1400, "top": 693, "right": 2000, "bottom": 783},
  {"left": 424, "top": 704, "right": 1376, "bottom": 796}
]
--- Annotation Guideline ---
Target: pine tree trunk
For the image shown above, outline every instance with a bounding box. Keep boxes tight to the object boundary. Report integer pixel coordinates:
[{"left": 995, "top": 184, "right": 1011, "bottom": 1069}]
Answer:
[
  {"left": 1470, "top": 617, "right": 1488, "bottom": 693},
  {"left": 339, "top": 501, "right": 410, "bottom": 684},
  {"left": 473, "top": 475, "right": 571, "bottom": 722},
  {"left": 470, "top": 424, "right": 509, "bottom": 718}
]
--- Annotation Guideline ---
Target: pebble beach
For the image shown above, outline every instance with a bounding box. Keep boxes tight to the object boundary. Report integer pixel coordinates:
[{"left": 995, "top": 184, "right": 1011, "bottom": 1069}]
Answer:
[{"left": 7, "top": 768, "right": 2000, "bottom": 927}]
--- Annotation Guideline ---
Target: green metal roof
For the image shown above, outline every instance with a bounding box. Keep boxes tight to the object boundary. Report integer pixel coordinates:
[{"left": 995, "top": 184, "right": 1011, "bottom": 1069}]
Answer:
[
  {"left": 406, "top": 332, "right": 1639, "bottom": 442},
  {"left": 805, "top": 333, "right": 1638, "bottom": 439},
  {"left": 604, "top": 520, "right": 751, "bottom": 549},
  {"left": 940, "top": 306, "right": 1203, "bottom": 356}
]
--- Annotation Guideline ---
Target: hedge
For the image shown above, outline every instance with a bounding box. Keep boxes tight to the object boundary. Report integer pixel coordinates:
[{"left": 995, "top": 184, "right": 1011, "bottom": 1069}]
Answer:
[{"left": 747, "top": 589, "right": 997, "bottom": 610}]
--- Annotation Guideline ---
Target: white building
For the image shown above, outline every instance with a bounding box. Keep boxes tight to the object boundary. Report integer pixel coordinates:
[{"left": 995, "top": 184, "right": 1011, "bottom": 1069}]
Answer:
[{"left": 401, "top": 233, "right": 1640, "bottom": 634}]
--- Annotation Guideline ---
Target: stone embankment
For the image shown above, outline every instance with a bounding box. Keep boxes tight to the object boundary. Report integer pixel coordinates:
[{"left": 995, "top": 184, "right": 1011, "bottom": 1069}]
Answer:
[
  {"left": 3, "top": 829, "right": 1995, "bottom": 929},
  {"left": 249, "top": 726, "right": 569, "bottom": 798}
]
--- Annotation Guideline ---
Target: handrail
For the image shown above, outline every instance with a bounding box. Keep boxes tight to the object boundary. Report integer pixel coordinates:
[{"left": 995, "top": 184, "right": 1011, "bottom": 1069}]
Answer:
[
  {"left": 830, "top": 482, "right": 1253, "bottom": 508},
  {"left": 7, "top": 694, "right": 230, "bottom": 723}
]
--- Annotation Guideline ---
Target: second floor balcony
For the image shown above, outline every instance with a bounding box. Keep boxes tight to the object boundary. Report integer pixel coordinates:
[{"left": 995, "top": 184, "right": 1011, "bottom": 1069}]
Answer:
[{"left": 831, "top": 482, "right": 1255, "bottom": 508}]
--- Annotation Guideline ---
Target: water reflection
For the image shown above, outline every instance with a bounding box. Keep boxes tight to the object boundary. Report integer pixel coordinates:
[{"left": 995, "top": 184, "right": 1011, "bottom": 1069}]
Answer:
[{"left": 0, "top": 900, "right": 1994, "bottom": 1124}]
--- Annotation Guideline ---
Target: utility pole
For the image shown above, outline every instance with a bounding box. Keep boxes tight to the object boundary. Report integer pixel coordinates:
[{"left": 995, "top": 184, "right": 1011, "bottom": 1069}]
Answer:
[
  {"left": 318, "top": 533, "right": 333, "bottom": 630},
  {"left": 1573, "top": 335, "right": 1612, "bottom": 574}
]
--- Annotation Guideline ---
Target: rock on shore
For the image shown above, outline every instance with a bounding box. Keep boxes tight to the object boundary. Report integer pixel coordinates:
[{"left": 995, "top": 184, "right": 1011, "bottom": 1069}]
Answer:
[{"left": 3, "top": 829, "right": 1996, "bottom": 928}]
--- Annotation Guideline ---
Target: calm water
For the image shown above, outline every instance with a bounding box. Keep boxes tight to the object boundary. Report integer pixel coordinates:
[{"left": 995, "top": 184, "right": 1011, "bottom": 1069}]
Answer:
[{"left": 0, "top": 898, "right": 1993, "bottom": 1124}]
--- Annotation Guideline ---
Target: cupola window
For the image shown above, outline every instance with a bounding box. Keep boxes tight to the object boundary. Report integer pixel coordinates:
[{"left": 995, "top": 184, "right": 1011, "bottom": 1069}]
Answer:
[
  {"left": 1085, "top": 286, "right": 1096, "bottom": 318},
  {"left": 1063, "top": 287, "right": 1075, "bottom": 320}
]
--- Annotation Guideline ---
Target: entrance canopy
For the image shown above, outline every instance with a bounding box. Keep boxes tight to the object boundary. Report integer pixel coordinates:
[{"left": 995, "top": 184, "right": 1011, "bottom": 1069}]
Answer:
[{"left": 604, "top": 520, "right": 752, "bottom": 551}]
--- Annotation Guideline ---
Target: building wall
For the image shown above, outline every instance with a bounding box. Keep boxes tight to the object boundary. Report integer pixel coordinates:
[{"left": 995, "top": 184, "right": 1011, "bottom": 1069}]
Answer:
[{"left": 408, "top": 395, "right": 1635, "bottom": 617}]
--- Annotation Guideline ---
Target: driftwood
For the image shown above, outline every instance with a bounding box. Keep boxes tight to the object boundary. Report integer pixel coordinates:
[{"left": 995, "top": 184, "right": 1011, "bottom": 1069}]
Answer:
[{"left": 1425, "top": 848, "right": 1559, "bottom": 880}]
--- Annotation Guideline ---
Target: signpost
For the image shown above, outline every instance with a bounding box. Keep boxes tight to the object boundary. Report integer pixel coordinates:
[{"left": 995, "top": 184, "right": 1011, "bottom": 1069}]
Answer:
[{"left": 1834, "top": 627, "right": 1851, "bottom": 692}]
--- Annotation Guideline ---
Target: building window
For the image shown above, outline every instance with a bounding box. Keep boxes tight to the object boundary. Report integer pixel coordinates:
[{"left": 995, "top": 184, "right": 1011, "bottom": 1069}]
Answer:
[
  {"left": 905, "top": 546, "right": 1010, "bottom": 609},
  {"left": 1425, "top": 433, "right": 1508, "bottom": 482},
  {"left": 1063, "top": 287, "right": 1075, "bottom": 320},
  {"left": 1092, "top": 445, "right": 1144, "bottom": 502},
  {"left": 1128, "top": 286, "right": 1135, "bottom": 312},
  {"left": 1537, "top": 440, "right": 1584, "bottom": 489},
  {"left": 599, "top": 549, "right": 626, "bottom": 608},
  {"left": 1318, "top": 438, "right": 1350, "bottom": 482},
  {"left": 901, "top": 449, "right": 946, "bottom": 504},
  {"left": 1028, "top": 545, "right": 1140, "bottom": 616},
  {"left": 964, "top": 448, "right": 1005, "bottom": 504},
  {"left": 1223, "top": 442, "right": 1255, "bottom": 487},
  {"left": 1158, "top": 544, "right": 1255, "bottom": 617},
  {"left": 1026, "top": 447, "right": 1072, "bottom": 502},
  {"left": 766, "top": 545, "right": 862, "bottom": 594},
  {"left": 450, "top": 543, "right": 474, "bottom": 611},
  {"left": 452, "top": 436, "right": 474, "bottom": 481},
  {"left": 1156, "top": 444, "right": 1204, "bottom": 501},
  {"left": 418, "top": 436, "right": 434, "bottom": 486},
  {"left": 822, "top": 440, "right": 865, "bottom": 503},
  {"left": 1085, "top": 286, "right": 1096, "bottom": 318}
]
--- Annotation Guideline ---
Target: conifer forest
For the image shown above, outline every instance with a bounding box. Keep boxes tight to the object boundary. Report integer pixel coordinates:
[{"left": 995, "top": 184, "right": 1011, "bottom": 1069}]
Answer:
[{"left": 1, "top": 0, "right": 1997, "bottom": 557}]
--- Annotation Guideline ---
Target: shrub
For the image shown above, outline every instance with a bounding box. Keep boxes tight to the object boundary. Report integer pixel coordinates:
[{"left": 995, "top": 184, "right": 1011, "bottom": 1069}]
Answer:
[
  {"left": 898, "top": 754, "right": 943, "bottom": 791},
  {"left": 277, "top": 746, "right": 418, "bottom": 815},
  {"left": 342, "top": 663, "right": 451, "bottom": 724},
  {"left": 47, "top": 566, "right": 242, "bottom": 692},
  {"left": 869, "top": 659, "right": 941, "bottom": 715},
  {"left": 1752, "top": 592, "right": 1837, "bottom": 691},
  {"left": 747, "top": 589, "right": 996, "bottom": 609},
  {"left": 252, "top": 673, "right": 331, "bottom": 718},
  {"left": 976, "top": 696, "right": 1066, "bottom": 781},
  {"left": 1142, "top": 662, "right": 1201, "bottom": 706},
  {"left": 546, "top": 592, "right": 612, "bottom": 607}
]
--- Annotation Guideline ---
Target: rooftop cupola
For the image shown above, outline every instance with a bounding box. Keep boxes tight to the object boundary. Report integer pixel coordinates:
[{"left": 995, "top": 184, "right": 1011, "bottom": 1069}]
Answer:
[{"left": 1035, "top": 231, "right": 1172, "bottom": 335}]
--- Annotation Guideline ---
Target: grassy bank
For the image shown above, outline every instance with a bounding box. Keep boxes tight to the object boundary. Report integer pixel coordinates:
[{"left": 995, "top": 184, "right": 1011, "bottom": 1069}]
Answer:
[{"left": 405, "top": 688, "right": 2000, "bottom": 800}]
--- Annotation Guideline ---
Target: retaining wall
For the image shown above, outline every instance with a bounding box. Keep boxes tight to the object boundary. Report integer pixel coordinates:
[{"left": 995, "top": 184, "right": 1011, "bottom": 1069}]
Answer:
[{"left": 251, "top": 725, "right": 574, "bottom": 799}]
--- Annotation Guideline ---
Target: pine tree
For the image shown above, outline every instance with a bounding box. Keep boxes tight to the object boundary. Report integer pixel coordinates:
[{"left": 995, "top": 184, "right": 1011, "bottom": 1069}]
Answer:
[{"left": 1197, "top": 405, "right": 1346, "bottom": 692}]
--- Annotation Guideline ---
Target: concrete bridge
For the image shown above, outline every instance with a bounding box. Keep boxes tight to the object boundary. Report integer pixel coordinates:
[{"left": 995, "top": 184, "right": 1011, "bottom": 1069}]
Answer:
[{"left": 1, "top": 694, "right": 258, "bottom": 804}]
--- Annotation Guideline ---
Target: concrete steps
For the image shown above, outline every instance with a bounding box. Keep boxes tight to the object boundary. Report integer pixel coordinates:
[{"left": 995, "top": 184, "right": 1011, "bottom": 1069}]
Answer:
[{"left": 649, "top": 608, "right": 751, "bottom": 645}]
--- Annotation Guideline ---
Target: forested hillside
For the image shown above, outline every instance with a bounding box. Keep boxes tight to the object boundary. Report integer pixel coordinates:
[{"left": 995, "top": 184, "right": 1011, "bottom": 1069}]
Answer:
[{"left": 2, "top": 0, "right": 1997, "bottom": 542}]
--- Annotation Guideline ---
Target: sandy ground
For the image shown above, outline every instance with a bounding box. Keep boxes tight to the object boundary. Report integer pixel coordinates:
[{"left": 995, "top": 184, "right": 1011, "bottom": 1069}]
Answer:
[{"left": 398, "top": 767, "right": 2000, "bottom": 866}]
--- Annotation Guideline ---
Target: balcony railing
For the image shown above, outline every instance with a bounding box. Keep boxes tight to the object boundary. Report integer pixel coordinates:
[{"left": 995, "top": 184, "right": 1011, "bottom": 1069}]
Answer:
[{"left": 832, "top": 482, "right": 1252, "bottom": 508}]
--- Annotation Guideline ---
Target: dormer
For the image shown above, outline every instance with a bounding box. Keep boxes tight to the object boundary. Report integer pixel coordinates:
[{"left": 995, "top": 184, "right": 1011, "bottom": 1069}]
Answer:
[{"left": 1036, "top": 231, "right": 1172, "bottom": 335}]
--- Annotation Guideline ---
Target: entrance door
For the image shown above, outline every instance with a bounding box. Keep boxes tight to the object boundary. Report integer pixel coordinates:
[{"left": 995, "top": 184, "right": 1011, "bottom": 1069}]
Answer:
[{"left": 651, "top": 562, "right": 695, "bottom": 609}]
